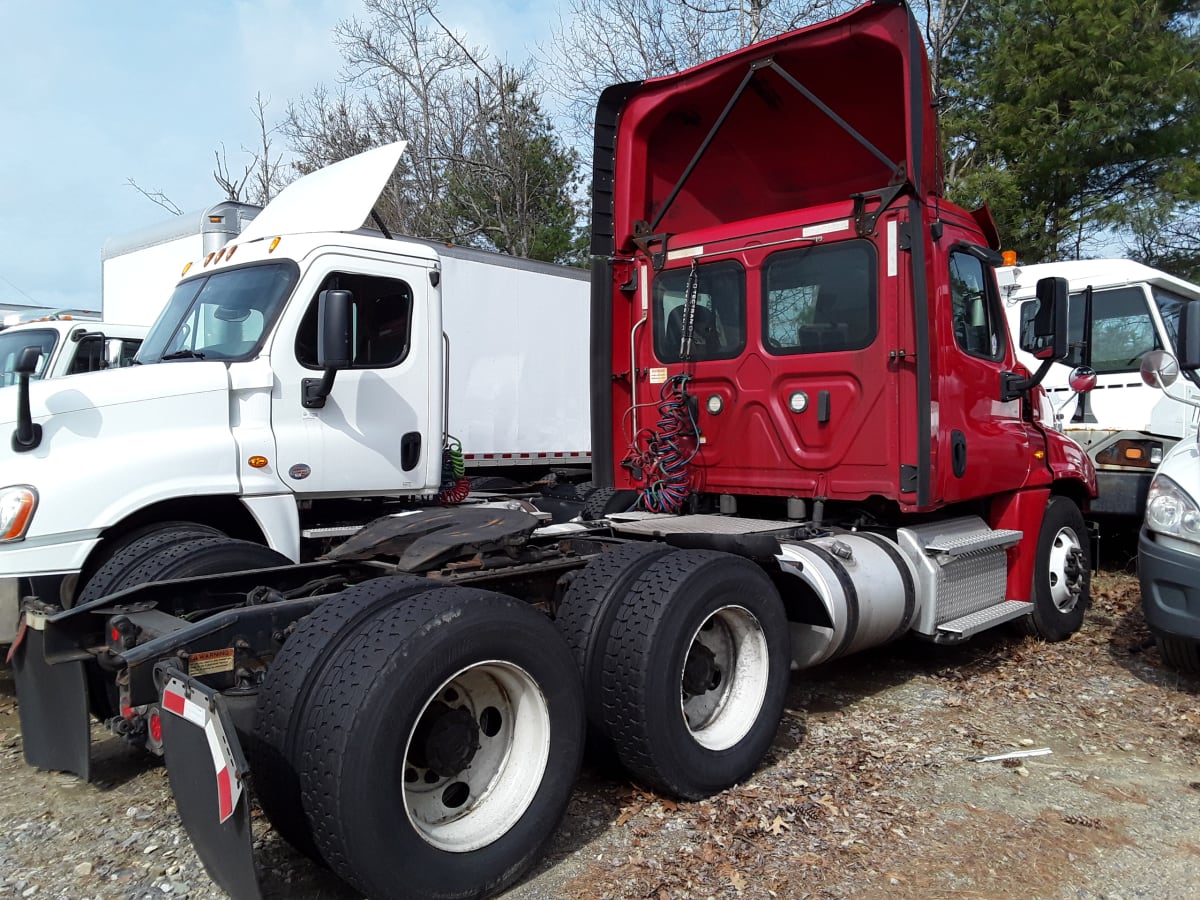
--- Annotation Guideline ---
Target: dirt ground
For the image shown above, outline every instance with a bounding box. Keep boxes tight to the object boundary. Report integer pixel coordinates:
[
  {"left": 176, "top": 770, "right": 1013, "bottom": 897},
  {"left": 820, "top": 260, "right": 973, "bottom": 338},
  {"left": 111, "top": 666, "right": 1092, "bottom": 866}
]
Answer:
[{"left": 1, "top": 566, "right": 1197, "bottom": 900}]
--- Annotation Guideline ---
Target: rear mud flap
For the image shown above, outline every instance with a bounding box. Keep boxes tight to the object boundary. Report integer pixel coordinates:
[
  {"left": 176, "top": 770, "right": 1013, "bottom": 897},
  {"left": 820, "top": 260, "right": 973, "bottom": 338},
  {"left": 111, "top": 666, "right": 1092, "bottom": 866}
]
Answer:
[
  {"left": 159, "top": 672, "right": 263, "bottom": 900},
  {"left": 11, "top": 617, "right": 91, "bottom": 780}
]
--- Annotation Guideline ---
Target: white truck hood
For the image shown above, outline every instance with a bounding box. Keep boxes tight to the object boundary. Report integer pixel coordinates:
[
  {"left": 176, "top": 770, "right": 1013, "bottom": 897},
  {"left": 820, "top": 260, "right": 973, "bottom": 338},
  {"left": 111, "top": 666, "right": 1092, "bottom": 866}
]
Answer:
[
  {"left": 0, "top": 361, "right": 229, "bottom": 427},
  {"left": 238, "top": 142, "right": 408, "bottom": 242}
]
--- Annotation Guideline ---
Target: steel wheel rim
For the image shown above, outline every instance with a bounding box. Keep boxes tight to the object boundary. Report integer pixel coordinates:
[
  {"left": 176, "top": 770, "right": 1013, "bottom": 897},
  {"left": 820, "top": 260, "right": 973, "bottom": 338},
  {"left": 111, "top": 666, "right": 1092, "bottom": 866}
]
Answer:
[
  {"left": 679, "top": 605, "right": 770, "bottom": 751},
  {"left": 1047, "top": 525, "right": 1084, "bottom": 612},
  {"left": 402, "top": 660, "right": 550, "bottom": 852}
]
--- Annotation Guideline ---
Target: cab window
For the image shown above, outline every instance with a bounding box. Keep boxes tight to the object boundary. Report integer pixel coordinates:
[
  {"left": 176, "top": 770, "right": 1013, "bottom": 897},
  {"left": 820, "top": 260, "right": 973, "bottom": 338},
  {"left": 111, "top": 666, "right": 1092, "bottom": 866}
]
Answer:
[
  {"left": 296, "top": 273, "right": 413, "bottom": 369},
  {"left": 763, "top": 241, "right": 876, "bottom": 355},
  {"left": 949, "top": 250, "right": 1004, "bottom": 361},
  {"left": 652, "top": 260, "right": 746, "bottom": 363}
]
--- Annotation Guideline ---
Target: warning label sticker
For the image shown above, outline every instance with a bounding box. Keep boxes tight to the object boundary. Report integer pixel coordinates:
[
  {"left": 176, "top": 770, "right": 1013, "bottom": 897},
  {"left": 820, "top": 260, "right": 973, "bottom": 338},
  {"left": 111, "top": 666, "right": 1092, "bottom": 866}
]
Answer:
[
  {"left": 188, "top": 648, "right": 236, "bottom": 677},
  {"left": 649, "top": 367, "right": 668, "bottom": 384}
]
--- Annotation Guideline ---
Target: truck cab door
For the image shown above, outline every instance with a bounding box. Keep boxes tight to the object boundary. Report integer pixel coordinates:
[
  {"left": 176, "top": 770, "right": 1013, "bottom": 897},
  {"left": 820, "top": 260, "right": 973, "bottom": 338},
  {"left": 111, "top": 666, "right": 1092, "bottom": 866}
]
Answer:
[
  {"left": 934, "top": 243, "right": 1031, "bottom": 503},
  {"left": 269, "top": 254, "right": 440, "bottom": 496}
]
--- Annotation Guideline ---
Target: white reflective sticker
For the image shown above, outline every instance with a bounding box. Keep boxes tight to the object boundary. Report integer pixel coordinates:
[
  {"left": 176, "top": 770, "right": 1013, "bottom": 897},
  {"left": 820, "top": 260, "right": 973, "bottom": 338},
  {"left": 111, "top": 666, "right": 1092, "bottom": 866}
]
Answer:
[
  {"left": 666, "top": 245, "right": 703, "bottom": 261},
  {"left": 887, "top": 220, "right": 898, "bottom": 277},
  {"left": 802, "top": 219, "right": 850, "bottom": 238}
]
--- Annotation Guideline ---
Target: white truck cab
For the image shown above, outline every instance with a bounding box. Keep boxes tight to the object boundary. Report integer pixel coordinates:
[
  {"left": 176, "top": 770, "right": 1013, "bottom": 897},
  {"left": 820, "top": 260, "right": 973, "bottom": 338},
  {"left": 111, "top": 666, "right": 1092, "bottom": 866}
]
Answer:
[
  {"left": 0, "top": 143, "right": 589, "bottom": 643},
  {"left": 1001, "top": 259, "right": 1200, "bottom": 517},
  {"left": 0, "top": 318, "right": 145, "bottom": 387}
]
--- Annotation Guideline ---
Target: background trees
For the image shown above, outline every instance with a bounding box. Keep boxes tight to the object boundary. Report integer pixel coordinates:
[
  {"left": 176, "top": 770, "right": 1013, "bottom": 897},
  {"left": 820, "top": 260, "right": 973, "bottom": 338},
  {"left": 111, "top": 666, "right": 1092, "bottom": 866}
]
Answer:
[
  {"left": 204, "top": 0, "right": 1199, "bottom": 278},
  {"left": 939, "top": 0, "right": 1200, "bottom": 265}
]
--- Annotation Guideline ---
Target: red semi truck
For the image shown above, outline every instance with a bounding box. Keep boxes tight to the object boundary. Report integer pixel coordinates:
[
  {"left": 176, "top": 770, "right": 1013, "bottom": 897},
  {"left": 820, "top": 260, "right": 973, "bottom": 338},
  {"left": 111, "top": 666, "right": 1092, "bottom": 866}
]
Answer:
[{"left": 10, "top": 3, "right": 1094, "bottom": 898}]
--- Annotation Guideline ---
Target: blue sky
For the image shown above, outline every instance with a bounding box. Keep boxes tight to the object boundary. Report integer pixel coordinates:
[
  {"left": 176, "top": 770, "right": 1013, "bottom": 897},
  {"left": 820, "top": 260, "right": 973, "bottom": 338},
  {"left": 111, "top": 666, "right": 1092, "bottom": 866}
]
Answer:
[{"left": 0, "top": 0, "right": 558, "bottom": 315}]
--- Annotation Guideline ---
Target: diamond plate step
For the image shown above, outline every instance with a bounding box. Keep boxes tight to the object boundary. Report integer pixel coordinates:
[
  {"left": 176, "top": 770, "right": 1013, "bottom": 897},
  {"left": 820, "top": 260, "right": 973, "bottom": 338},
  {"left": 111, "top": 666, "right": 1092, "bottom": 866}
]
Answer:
[
  {"left": 936, "top": 599, "right": 1030, "bottom": 640},
  {"left": 925, "top": 529, "right": 1022, "bottom": 556}
]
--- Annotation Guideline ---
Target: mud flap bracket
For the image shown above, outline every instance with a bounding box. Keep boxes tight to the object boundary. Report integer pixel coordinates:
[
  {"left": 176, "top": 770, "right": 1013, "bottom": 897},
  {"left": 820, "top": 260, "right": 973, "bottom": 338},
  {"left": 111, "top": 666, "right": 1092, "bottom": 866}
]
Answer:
[{"left": 157, "top": 668, "right": 263, "bottom": 900}]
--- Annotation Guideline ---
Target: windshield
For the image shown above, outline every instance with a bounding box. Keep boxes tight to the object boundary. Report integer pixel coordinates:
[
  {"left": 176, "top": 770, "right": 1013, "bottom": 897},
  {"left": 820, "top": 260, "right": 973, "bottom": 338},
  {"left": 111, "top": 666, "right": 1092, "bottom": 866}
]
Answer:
[
  {"left": 0, "top": 328, "right": 57, "bottom": 386},
  {"left": 1021, "top": 285, "right": 1161, "bottom": 373},
  {"left": 137, "top": 262, "right": 298, "bottom": 364}
]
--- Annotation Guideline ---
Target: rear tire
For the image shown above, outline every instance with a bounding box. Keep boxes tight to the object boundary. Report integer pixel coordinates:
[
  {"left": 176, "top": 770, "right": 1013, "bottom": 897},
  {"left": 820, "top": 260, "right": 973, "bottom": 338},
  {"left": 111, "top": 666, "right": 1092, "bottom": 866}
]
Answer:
[
  {"left": 300, "top": 587, "right": 584, "bottom": 900},
  {"left": 581, "top": 487, "right": 637, "bottom": 520},
  {"left": 252, "top": 574, "right": 436, "bottom": 859},
  {"left": 555, "top": 542, "right": 675, "bottom": 750},
  {"left": 1157, "top": 636, "right": 1200, "bottom": 674},
  {"left": 600, "top": 550, "right": 790, "bottom": 800},
  {"left": 1020, "top": 496, "right": 1090, "bottom": 642}
]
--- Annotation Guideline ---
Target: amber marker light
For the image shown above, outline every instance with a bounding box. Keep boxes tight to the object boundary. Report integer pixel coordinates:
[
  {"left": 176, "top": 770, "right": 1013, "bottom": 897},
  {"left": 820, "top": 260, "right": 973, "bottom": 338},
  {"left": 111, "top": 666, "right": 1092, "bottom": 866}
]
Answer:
[
  {"left": 214, "top": 248, "right": 227, "bottom": 264},
  {"left": 269, "top": 237, "right": 282, "bottom": 252},
  {"left": 181, "top": 262, "right": 193, "bottom": 276},
  {"left": 248, "top": 456, "right": 269, "bottom": 469},
  {"left": 225, "top": 244, "right": 237, "bottom": 260},
  {"left": 204, "top": 252, "right": 216, "bottom": 266},
  {"left": 1033, "top": 450, "right": 1046, "bottom": 460},
  {"left": 1002, "top": 250, "right": 1018, "bottom": 266}
]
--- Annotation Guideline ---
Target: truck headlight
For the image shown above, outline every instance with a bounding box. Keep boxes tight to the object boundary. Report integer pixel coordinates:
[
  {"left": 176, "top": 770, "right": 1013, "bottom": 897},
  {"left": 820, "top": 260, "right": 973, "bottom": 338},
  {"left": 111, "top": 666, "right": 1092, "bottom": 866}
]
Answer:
[
  {"left": 0, "top": 486, "right": 38, "bottom": 543},
  {"left": 1145, "top": 474, "right": 1200, "bottom": 545}
]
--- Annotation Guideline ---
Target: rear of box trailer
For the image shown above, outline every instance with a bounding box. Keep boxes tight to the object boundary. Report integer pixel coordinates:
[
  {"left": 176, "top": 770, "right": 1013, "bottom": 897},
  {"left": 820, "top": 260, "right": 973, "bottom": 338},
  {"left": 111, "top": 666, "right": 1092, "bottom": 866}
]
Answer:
[
  {"left": 101, "top": 201, "right": 259, "bottom": 326},
  {"left": 438, "top": 245, "right": 591, "bottom": 466}
]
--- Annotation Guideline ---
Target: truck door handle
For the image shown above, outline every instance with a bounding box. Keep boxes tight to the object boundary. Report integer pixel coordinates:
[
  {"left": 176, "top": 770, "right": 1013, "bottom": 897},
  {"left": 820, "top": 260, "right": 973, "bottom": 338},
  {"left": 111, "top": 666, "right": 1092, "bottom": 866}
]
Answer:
[
  {"left": 401, "top": 432, "right": 421, "bottom": 472},
  {"left": 951, "top": 430, "right": 967, "bottom": 478}
]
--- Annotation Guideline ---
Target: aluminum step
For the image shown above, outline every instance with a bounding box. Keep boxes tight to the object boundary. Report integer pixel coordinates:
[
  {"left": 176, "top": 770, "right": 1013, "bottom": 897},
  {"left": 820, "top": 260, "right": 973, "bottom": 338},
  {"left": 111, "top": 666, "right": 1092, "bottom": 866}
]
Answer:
[
  {"left": 935, "top": 599, "right": 1031, "bottom": 641},
  {"left": 925, "top": 528, "right": 1022, "bottom": 557}
]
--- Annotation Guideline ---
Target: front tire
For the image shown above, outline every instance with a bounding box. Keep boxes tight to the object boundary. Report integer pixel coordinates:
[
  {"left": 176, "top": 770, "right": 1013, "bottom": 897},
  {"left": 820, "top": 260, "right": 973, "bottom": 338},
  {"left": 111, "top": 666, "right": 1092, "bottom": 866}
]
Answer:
[
  {"left": 1157, "top": 636, "right": 1200, "bottom": 674},
  {"left": 1021, "top": 495, "right": 1090, "bottom": 641},
  {"left": 300, "top": 587, "right": 585, "bottom": 900},
  {"left": 599, "top": 550, "right": 790, "bottom": 800}
]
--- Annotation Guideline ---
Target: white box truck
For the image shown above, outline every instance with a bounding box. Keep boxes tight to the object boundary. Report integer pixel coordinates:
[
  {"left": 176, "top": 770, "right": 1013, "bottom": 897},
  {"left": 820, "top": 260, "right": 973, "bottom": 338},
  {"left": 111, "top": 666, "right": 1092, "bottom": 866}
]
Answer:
[
  {"left": 1001, "top": 259, "right": 1200, "bottom": 517},
  {"left": 0, "top": 142, "right": 590, "bottom": 643},
  {"left": 101, "top": 201, "right": 260, "bottom": 326}
]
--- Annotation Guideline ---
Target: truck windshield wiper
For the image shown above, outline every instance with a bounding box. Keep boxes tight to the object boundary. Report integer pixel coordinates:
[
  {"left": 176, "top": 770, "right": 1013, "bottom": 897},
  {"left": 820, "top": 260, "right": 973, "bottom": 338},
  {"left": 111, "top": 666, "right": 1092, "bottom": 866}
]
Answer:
[{"left": 160, "top": 349, "right": 206, "bottom": 361}]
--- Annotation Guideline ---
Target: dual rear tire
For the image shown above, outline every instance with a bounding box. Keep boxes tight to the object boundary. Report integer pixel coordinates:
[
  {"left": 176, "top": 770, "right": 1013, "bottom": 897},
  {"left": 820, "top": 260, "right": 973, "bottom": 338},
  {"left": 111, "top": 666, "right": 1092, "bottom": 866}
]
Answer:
[
  {"left": 255, "top": 581, "right": 585, "bottom": 900},
  {"left": 557, "top": 546, "right": 791, "bottom": 800}
]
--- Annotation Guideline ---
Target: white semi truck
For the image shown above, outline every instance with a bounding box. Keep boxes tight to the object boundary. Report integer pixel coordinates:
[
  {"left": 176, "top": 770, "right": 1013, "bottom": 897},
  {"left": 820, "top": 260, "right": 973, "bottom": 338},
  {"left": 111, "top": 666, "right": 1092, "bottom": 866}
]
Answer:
[
  {"left": 0, "top": 317, "right": 146, "bottom": 388},
  {"left": 1001, "top": 259, "right": 1200, "bottom": 517},
  {"left": 0, "top": 142, "right": 590, "bottom": 644}
]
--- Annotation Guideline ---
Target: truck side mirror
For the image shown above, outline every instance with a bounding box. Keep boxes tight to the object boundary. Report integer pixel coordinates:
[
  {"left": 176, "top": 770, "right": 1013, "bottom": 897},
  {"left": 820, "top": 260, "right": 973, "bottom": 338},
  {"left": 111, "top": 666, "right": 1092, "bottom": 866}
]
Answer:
[
  {"left": 12, "top": 345, "right": 44, "bottom": 452},
  {"left": 304, "top": 289, "right": 354, "bottom": 409},
  {"left": 105, "top": 338, "right": 125, "bottom": 369},
  {"left": 317, "top": 289, "right": 354, "bottom": 369},
  {"left": 1020, "top": 276, "right": 1069, "bottom": 361},
  {"left": 1177, "top": 302, "right": 1200, "bottom": 371},
  {"left": 1140, "top": 349, "right": 1179, "bottom": 389}
]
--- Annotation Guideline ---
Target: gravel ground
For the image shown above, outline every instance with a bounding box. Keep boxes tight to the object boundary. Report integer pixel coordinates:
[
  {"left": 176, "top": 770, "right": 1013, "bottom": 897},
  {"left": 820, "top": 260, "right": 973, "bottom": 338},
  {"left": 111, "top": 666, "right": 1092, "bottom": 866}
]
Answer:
[{"left": 1, "top": 568, "right": 1197, "bottom": 899}]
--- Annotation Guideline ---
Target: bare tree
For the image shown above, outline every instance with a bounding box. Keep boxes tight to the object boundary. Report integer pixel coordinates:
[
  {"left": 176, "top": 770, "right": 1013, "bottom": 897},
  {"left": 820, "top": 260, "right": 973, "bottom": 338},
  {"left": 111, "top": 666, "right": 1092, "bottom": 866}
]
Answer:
[
  {"left": 281, "top": 0, "right": 583, "bottom": 259},
  {"left": 212, "top": 142, "right": 252, "bottom": 202},
  {"left": 125, "top": 178, "right": 184, "bottom": 216},
  {"left": 539, "top": 0, "right": 854, "bottom": 139}
]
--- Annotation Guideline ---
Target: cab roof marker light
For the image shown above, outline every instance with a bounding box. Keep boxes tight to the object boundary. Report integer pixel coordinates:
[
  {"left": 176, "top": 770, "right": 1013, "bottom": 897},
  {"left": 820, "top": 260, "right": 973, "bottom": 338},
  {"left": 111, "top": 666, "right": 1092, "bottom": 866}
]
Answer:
[
  {"left": 204, "top": 252, "right": 216, "bottom": 267},
  {"left": 225, "top": 244, "right": 237, "bottom": 261},
  {"left": 214, "top": 248, "right": 227, "bottom": 264},
  {"left": 269, "top": 237, "right": 281, "bottom": 253},
  {"left": 181, "top": 262, "right": 193, "bottom": 277}
]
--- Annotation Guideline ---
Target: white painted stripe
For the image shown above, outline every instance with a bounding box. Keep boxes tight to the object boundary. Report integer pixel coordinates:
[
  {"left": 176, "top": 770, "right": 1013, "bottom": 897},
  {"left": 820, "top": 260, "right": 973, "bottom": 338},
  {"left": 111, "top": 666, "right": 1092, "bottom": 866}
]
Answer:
[
  {"left": 666, "top": 245, "right": 703, "bottom": 261},
  {"left": 203, "top": 719, "right": 225, "bottom": 773},
  {"left": 803, "top": 219, "right": 850, "bottom": 238},
  {"left": 887, "top": 220, "right": 898, "bottom": 277}
]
